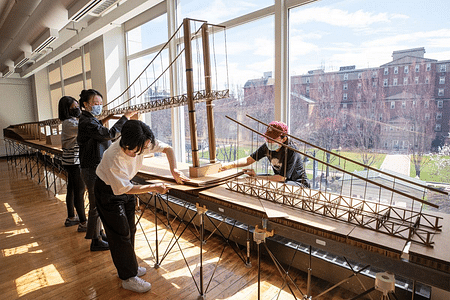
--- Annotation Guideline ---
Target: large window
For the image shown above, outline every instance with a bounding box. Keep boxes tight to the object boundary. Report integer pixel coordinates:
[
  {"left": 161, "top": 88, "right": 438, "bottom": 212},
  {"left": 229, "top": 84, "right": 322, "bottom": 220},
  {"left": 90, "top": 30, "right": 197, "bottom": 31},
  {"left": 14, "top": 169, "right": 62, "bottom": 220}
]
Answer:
[
  {"left": 180, "top": 0, "right": 273, "bottom": 23},
  {"left": 288, "top": 0, "right": 450, "bottom": 214},
  {"left": 48, "top": 45, "right": 91, "bottom": 118}
]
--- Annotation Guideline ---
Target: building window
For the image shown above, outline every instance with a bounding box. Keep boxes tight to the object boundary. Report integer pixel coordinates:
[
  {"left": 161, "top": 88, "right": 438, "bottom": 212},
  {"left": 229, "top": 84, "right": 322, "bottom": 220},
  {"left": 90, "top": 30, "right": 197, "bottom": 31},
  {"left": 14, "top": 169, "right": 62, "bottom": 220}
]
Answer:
[
  {"left": 436, "top": 112, "right": 442, "bottom": 120},
  {"left": 372, "top": 71, "right": 377, "bottom": 78},
  {"left": 383, "top": 79, "right": 388, "bottom": 87},
  {"left": 379, "top": 114, "right": 383, "bottom": 121},
  {"left": 426, "top": 63, "right": 431, "bottom": 71},
  {"left": 394, "top": 66, "right": 398, "bottom": 74},
  {"left": 438, "top": 89, "right": 444, "bottom": 96},
  {"left": 437, "top": 100, "right": 443, "bottom": 108},
  {"left": 410, "top": 124, "right": 415, "bottom": 131},
  {"left": 425, "top": 77, "right": 430, "bottom": 84},
  {"left": 440, "top": 64, "right": 447, "bottom": 72},
  {"left": 372, "top": 81, "right": 377, "bottom": 87},
  {"left": 440, "top": 76, "right": 445, "bottom": 84},
  {"left": 343, "top": 83, "right": 348, "bottom": 90},
  {"left": 343, "top": 93, "right": 348, "bottom": 100},
  {"left": 402, "top": 101, "right": 406, "bottom": 108},
  {"left": 384, "top": 67, "right": 389, "bottom": 75},
  {"left": 436, "top": 124, "right": 442, "bottom": 131},
  {"left": 415, "top": 77, "right": 419, "bottom": 84},
  {"left": 358, "top": 73, "right": 362, "bottom": 79},
  {"left": 344, "top": 73, "right": 348, "bottom": 80},
  {"left": 424, "top": 100, "right": 429, "bottom": 108},
  {"left": 306, "top": 77, "right": 310, "bottom": 83},
  {"left": 404, "top": 66, "right": 409, "bottom": 73},
  {"left": 306, "top": 86, "right": 310, "bottom": 93},
  {"left": 391, "top": 101, "right": 395, "bottom": 109},
  {"left": 403, "top": 77, "right": 408, "bottom": 85},
  {"left": 393, "top": 78, "right": 398, "bottom": 86},
  {"left": 356, "top": 102, "right": 361, "bottom": 108},
  {"left": 373, "top": 92, "right": 377, "bottom": 99},
  {"left": 415, "top": 65, "right": 420, "bottom": 72},
  {"left": 342, "top": 103, "right": 347, "bottom": 108},
  {"left": 358, "top": 83, "right": 362, "bottom": 89},
  {"left": 425, "top": 113, "right": 430, "bottom": 120}
]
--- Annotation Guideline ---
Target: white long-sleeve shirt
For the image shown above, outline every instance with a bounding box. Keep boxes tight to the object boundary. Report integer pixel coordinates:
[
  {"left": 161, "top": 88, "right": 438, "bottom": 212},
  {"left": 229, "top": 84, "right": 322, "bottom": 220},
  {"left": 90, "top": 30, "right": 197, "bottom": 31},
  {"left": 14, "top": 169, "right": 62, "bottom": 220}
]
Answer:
[{"left": 96, "top": 137, "right": 169, "bottom": 195}]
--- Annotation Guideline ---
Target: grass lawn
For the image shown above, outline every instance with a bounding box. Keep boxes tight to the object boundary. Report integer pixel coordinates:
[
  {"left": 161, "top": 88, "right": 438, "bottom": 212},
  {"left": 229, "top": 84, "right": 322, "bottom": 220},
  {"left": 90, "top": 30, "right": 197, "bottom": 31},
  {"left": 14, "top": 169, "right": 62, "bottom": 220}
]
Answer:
[
  {"left": 303, "top": 150, "right": 386, "bottom": 172},
  {"left": 410, "top": 155, "right": 450, "bottom": 183}
]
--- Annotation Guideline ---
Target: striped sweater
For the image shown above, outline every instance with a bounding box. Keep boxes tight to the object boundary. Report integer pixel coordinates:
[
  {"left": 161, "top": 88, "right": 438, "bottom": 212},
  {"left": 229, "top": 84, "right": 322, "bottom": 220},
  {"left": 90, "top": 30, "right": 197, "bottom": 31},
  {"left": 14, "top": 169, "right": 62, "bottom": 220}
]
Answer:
[{"left": 61, "top": 117, "right": 80, "bottom": 165}]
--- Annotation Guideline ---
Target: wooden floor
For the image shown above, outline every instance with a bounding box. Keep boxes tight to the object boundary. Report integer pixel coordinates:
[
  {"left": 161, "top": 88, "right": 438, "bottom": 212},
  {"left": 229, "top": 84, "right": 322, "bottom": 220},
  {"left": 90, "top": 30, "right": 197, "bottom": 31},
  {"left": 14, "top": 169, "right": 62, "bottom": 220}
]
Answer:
[{"left": 0, "top": 158, "right": 358, "bottom": 300}]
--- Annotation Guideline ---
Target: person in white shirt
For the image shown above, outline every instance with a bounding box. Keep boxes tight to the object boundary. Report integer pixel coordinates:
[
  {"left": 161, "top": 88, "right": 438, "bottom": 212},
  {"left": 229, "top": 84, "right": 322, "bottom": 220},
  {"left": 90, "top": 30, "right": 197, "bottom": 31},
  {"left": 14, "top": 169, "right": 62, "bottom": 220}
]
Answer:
[{"left": 95, "top": 119, "right": 189, "bottom": 293}]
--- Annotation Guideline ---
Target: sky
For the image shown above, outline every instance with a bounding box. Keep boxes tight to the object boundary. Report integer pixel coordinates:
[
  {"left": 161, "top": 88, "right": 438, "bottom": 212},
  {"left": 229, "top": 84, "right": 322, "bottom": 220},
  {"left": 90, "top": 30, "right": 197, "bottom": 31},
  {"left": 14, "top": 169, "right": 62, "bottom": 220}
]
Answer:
[{"left": 128, "top": 0, "right": 450, "bottom": 92}]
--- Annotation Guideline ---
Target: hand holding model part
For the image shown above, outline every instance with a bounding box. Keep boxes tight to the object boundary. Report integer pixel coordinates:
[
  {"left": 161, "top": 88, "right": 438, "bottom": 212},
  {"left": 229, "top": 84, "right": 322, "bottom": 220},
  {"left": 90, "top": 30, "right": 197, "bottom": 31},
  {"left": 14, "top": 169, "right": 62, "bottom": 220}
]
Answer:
[
  {"left": 171, "top": 169, "right": 190, "bottom": 184},
  {"left": 152, "top": 182, "right": 171, "bottom": 194}
]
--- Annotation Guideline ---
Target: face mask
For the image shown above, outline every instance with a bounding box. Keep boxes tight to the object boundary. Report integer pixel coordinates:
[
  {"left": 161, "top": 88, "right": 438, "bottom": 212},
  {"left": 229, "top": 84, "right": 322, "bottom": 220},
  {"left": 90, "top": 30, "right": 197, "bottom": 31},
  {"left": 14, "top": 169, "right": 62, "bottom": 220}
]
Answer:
[
  {"left": 90, "top": 104, "right": 102, "bottom": 116},
  {"left": 266, "top": 141, "right": 282, "bottom": 151},
  {"left": 69, "top": 108, "right": 81, "bottom": 118}
]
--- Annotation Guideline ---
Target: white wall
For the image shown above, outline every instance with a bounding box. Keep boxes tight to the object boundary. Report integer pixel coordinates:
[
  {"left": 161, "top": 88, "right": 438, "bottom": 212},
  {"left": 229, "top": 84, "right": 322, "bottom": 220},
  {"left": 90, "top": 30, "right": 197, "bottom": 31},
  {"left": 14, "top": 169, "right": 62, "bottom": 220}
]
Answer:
[
  {"left": 33, "top": 67, "right": 54, "bottom": 120},
  {"left": 0, "top": 77, "right": 35, "bottom": 157},
  {"left": 103, "top": 26, "right": 128, "bottom": 101},
  {"left": 89, "top": 36, "right": 107, "bottom": 102}
]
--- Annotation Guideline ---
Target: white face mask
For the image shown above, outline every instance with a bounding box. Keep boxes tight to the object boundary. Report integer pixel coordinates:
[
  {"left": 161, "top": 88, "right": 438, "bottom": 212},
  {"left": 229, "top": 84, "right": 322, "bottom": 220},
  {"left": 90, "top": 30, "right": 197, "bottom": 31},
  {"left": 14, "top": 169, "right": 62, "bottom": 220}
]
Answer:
[
  {"left": 90, "top": 104, "right": 102, "bottom": 116},
  {"left": 266, "top": 141, "right": 282, "bottom": 151}
]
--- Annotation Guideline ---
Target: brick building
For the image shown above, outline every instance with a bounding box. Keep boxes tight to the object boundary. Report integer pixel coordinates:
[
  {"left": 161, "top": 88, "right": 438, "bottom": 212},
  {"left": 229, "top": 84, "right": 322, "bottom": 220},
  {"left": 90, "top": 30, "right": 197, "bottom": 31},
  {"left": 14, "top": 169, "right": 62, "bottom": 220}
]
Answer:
[{"left": 244, "top": 48, "right": 450, "bottom": 152}]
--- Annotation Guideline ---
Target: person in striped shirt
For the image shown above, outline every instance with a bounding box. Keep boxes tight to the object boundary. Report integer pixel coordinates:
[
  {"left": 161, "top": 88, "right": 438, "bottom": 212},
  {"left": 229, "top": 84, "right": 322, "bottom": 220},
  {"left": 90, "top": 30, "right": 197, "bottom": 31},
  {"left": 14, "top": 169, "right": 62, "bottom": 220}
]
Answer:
[{"left": 58, "top": 96, "right": 87, "bottom": 232}]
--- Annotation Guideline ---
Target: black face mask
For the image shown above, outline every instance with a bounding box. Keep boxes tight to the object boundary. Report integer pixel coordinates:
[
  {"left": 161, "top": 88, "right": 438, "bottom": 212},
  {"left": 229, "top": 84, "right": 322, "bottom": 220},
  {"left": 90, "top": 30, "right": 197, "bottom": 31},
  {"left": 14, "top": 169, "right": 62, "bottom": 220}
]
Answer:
[{"left": 69, "top": 108, "right": 81, "bottom": 118}]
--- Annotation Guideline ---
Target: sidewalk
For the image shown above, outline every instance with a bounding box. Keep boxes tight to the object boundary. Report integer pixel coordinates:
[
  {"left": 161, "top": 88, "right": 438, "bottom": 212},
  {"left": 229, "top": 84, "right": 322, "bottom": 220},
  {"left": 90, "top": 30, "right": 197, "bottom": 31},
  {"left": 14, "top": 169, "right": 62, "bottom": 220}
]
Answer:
[{"left": 379, "top": 154, "right": 411, "bottom": 177}]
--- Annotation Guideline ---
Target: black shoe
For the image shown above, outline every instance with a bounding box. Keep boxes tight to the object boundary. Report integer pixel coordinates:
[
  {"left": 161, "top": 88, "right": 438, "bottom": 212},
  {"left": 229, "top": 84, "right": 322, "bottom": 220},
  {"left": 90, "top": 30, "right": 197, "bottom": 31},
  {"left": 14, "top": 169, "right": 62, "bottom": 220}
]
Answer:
[
  {"left": 64, "top": 217, "right": 79, "bottom": 227},
  {"left": 100, "top": 229, "right": 108, "bottom": 242},
  {"left": 90, "top": 238, "right": 109, "bottom": 251}
]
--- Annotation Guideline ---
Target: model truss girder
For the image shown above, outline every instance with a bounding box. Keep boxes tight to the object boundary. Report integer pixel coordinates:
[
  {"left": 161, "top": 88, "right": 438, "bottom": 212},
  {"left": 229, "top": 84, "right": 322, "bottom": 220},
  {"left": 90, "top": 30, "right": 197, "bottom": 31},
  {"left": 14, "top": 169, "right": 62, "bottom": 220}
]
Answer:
[
  {"left": 225, "top": 177, "right": 441, "bottom": 247},
  {"left": 103, "top": 89, "right": 229, "bottom": 116}
]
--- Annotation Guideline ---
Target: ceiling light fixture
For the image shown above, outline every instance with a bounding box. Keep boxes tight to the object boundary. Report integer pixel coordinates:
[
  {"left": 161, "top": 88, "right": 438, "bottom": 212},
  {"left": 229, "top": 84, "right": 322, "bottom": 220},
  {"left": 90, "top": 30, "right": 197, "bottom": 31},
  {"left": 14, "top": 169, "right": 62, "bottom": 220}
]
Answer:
[
  {"left": 2, "top": 66, "right": 14, "bottom": 78},
  {"left": 14, "top": 51, "right": 32, "bottom": 68},
  {"left": 31, "top": 28, "right": 58, "bottom": 53}
]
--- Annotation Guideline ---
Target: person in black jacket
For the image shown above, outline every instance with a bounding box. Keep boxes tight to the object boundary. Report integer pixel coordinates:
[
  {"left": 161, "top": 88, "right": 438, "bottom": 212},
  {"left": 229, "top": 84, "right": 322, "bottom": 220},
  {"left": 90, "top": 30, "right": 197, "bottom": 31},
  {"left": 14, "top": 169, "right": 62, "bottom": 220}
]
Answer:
[{"left": 77, "top": 89, "right": 136, "bottom": 251}]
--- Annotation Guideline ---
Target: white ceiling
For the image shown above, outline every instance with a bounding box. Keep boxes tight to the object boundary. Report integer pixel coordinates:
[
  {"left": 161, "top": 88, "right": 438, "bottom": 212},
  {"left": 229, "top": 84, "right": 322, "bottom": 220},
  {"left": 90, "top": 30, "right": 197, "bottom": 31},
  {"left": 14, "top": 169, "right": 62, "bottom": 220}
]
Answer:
[{"left": 0, "top": 0, "right": 161, "bottom": 78}]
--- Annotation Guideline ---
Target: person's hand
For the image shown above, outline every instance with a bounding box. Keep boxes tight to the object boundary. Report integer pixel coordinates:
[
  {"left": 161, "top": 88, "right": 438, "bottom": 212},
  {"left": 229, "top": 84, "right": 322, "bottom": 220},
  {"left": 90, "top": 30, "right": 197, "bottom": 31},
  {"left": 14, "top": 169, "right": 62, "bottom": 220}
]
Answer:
[
  {"left": 153, "top": 183, "right": 170, "bottom": 194},
  {"left": 124, "top": 110, "right": 138, "bottom": 119},
  {"left": 243, "top": 168, "right": 256, "bottom": 177},
  {"left": 171, "top": 169, "right": 190, "bottom": 184},
  {"left": 219, "top": 162, "right": 235, "bottom": 172}
]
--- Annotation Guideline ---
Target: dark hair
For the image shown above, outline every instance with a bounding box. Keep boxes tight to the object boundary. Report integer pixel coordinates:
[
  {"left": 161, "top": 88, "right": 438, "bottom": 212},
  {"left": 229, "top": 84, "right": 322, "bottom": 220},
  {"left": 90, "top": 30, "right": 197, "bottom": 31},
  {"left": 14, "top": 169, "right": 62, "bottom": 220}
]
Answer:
[
  {"left": 79, "top": 89, "right": 103, "bottom": 108},
  {"left": 58, "top": 96, "right": 77, "bottom": 121},
  {"left": 120, "top": 120, "right": 155, "bottom": 154}
]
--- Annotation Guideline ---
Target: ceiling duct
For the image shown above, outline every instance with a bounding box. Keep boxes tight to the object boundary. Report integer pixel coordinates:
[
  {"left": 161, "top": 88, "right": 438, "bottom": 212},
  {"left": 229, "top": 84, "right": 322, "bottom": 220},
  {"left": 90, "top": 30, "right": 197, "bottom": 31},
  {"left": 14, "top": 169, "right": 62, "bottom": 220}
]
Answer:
[
  {"left": 31, "top": 28, "right": 59, "bottom": 53},
  {"left": 2, "top": 66, "right": 14, "bottom": 78},
  {"left": 68, "top": 0, "right": 120, "bottom": 22},
  {"left": 14, "top": 51, "right": 32, "bottom": 69}
]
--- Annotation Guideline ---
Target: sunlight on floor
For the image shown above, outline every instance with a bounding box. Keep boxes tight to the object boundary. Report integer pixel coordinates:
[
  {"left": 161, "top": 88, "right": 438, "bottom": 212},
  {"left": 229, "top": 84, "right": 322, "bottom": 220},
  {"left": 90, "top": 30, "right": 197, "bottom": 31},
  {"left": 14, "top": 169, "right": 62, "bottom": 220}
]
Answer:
[
  {"left": 15, "top": 264, "right": 64, "bottom": 297},
  {"left": 4, "top": 202, "right": 24, "bottom": 225},
  {"left": 2, "top": 242, "right": 42, "bottom": 256},
  {"left": 2, "top": 228, "right": 29, "bottom": 237}
]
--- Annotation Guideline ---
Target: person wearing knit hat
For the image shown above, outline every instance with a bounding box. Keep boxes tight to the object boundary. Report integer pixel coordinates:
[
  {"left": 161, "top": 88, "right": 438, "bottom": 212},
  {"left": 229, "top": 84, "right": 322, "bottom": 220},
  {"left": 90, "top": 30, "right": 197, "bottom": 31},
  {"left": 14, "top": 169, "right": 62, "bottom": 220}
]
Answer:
[{"left": 220, "top": 121, "right": 310, "bottom": 188}]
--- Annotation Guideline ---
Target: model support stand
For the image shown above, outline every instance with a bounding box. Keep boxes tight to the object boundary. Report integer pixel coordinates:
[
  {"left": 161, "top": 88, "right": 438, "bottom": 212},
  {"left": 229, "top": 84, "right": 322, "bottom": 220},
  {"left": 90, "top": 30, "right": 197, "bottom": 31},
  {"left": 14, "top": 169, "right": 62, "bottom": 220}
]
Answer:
[
  {"left": 135, "top": 193, "right": 251, "bottom": 299},
  {"left": 253, "top": 220, "right": 274, "bottom": 300}
]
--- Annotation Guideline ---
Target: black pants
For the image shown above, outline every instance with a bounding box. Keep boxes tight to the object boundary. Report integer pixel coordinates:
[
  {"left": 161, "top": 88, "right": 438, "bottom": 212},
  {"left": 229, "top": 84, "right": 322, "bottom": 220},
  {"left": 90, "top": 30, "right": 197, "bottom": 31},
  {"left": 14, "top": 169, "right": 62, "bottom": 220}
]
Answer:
[
  {"left": 95, "top": 177, "right": 138, "bottom": 280},
  {"left": 64, "top": 164, "right": 86, "bottom": 222}
]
